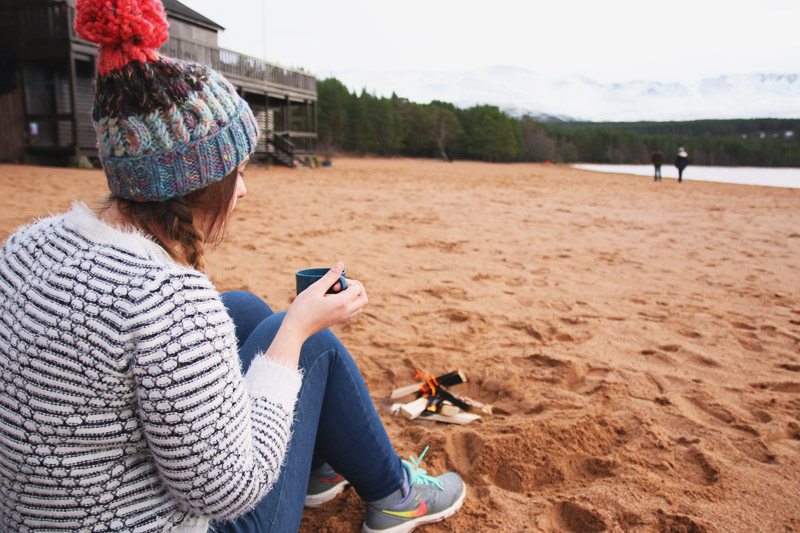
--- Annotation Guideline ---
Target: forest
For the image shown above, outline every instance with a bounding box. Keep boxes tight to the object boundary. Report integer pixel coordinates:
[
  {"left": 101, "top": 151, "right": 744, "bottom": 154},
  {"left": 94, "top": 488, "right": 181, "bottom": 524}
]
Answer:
[{"left": 316, "top": 77, "right": 800, "bottom": 167}]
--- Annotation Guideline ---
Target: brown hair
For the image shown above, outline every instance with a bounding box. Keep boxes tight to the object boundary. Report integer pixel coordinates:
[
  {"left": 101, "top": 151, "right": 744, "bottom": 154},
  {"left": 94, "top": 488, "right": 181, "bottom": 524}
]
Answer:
[{"left": 110, "top": 169, "right": 238, "bottom": 271}]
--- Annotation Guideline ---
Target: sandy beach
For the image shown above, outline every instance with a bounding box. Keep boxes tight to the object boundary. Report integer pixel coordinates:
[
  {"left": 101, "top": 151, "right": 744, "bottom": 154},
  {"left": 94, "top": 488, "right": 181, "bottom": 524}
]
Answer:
[{"left": 1, "top": 157, "right": 799, "bottom": 532}]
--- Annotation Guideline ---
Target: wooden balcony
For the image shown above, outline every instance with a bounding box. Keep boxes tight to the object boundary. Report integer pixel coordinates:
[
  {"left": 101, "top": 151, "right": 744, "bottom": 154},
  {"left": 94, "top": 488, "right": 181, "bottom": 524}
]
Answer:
[{"left": 159, "top": 38, "right": 316, "bottom": 100}]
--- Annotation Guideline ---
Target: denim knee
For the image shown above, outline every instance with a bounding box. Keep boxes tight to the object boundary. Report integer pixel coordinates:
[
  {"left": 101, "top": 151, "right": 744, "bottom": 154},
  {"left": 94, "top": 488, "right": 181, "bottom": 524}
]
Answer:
[{"left": 298, "top": 328, "right": 346, "bottom": 372}]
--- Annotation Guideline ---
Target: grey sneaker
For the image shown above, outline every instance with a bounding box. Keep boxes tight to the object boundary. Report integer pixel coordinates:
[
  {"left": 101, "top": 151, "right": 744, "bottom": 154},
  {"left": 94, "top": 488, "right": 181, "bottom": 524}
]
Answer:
[
  {"left": 363, "top": 447, "right": 466, "bottom": 533},
  {"left": 305, "top": 463, "right": 350, "bottom": 508}
]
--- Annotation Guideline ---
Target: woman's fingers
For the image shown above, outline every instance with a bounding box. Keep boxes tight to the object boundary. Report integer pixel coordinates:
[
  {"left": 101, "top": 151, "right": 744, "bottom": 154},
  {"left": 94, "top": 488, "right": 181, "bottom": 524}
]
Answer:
[
  {"left": 341, "top": 278, "right": 368, "bottom": 314},
  {"left": 312, "top": 262, "right": 346, "bottom": 294}
]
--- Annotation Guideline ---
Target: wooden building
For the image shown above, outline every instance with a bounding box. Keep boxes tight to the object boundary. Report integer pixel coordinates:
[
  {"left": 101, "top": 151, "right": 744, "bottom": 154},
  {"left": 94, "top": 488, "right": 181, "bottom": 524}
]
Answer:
[{"left": 0, "top": 0, "right": 317, "bottom": 167}]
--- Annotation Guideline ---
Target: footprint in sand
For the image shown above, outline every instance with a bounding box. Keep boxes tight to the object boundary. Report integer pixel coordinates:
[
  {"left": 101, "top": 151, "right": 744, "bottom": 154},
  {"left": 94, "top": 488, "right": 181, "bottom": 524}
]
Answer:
[
  {"left": 687, "top": 392, "right": 765, "bottom": 435},
  {"left": 564, "top": 455, "right": 617, "bottom": 481},
  {"left": 617, "top": 511, "right": 645, "bottom": 530},
  {"left": 736, "top": 334, "right": 764, "bottom": 351},
  {"left": 493, "top": 462, "right": 534, "bottom": 493},
  {"left": 522, "top": 354, "right": 609, "bottom": 395},
  {"left": 750, "top": 409, "right": 772, "bottom": 423},
  {"left": 527, "top": 353, "right": 565, "bottom": 368},
  {"left": 750, "top": 381, "right": 800, "bottom": 393},
  {"left": 555, "top": 316, "right": 593, "bottom": 343},
  {"left": 685, "top": 350, "right": 720, "bottom": 367},
  {"left": 548, "top": 501, "right": 607, "bottom": 533},
  {"left": 506, "top": 320, "right": 592, "bottom": 345},
  {"left": 443, "top": 431, "right": 484, "bottom": 476},
  {"left": 638, "top": 310, "right": 668, "bottom": 321},
  {"left": 446, "top": 309, "right": 470, "bottom": 322},
  {"left": 656, "top": 510, "right": 709, "bottom": 533},
  {"left": 675, "top": 446, "right": 719, "bottom": 486},
  {"left": 422, "top": 285, "right": 470, "bottom": 300},
  {"left": 506, "top": 321, "right": 546, "bottom": 342},
  {"left": 733, "top": 438, "right": 777, "bottom": 464},
  {"left": 678, "top": 328, "right": 703, "bottom": 339},
  {"left": 505, "top": 277, "right": 526, "bottom": 287},
  {"left": 729, "top": 321, "right": 765, "bottom": 352},
  {"left": 517, "top": 296, "right": 534, "bottom": 307},
  {"left": 686, "top": 393, "right": 737, "bottom": 425},
  {"left": 406, "top": 239, "right": 465, "bottom": 253},
  {"left": 640, "top": 349, "right": 678, "bottom": 366}
]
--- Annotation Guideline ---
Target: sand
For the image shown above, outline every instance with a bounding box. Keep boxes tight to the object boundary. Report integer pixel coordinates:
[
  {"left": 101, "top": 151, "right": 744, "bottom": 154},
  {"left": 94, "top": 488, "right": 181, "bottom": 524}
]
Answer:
[{"left": 1, "top": 158, "right": 799, "bottom": 532}]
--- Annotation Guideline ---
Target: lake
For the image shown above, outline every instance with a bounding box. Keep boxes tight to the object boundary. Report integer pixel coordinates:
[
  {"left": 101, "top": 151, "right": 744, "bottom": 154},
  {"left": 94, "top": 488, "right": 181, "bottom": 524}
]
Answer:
[{"left": 572, "top": 164, "right": 800, "bottom": 189}]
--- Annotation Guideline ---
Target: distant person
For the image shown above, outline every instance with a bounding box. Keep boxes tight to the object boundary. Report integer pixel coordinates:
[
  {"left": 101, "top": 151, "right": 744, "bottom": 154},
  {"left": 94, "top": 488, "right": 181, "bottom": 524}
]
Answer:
[
  {"left": 651, "top": 150, "right": 664, "bottom": 181},
  {"left": 675, "top": 147, "right": 689, "bottom": 183}
]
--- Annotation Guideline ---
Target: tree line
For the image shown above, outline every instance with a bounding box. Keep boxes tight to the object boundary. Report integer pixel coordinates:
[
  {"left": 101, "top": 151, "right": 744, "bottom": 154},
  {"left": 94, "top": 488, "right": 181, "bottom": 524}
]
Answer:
[{"left": 317, "top": 77, "right": 800, "bottom": 167}]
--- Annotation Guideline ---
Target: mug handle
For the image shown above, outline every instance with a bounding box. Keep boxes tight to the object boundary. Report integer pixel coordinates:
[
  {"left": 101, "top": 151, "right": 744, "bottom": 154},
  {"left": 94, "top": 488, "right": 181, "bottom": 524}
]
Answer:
[{"left": 326, "top": 274, "right": 348, "bottom": 294}]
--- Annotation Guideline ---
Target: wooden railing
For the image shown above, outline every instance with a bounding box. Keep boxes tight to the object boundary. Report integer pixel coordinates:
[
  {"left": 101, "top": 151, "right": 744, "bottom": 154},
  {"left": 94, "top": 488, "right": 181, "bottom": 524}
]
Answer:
[
  {"left": 160, "top": 38, "right": 316, "bottom": 95},
  {"left": 270, "top": 132, "right": 312, "bottom": 167}
]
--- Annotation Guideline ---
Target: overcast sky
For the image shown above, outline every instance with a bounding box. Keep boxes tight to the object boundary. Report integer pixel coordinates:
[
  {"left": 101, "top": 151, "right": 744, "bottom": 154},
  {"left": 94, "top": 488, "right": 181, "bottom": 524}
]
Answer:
[{"left": 178, "top": 0, "right": 798, "bottom": 86}]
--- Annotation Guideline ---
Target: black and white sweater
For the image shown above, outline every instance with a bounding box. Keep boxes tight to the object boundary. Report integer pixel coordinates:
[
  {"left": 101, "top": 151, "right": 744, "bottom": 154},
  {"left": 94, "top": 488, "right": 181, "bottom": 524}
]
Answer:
[{"left": 0, "top": 203, "right": 302, "bottom": 532}]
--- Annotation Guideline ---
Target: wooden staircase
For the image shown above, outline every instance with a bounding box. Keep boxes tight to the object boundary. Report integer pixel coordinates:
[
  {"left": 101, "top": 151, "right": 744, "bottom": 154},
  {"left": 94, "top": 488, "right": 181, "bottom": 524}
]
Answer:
[{"left": 270, "top": 133, "right": 311, "bottom": 168}]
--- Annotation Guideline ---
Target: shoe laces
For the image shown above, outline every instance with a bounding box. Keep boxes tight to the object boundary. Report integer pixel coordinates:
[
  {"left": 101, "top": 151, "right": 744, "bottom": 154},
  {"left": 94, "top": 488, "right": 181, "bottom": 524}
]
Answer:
[{"left": 406, "top": 445, "right": 444, "bottom": 491}]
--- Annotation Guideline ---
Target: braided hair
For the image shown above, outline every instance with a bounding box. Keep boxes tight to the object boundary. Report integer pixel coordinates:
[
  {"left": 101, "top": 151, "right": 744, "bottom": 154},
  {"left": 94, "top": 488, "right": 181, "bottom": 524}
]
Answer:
[{"left": 110, "top": 166, "right": 238, "bottom": 271}]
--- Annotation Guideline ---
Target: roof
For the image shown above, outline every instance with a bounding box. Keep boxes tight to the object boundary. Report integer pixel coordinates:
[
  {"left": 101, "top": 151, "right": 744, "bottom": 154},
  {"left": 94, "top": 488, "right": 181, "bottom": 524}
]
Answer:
[{"left": 162, "top": 0, "right": 224, "bottom": 31}]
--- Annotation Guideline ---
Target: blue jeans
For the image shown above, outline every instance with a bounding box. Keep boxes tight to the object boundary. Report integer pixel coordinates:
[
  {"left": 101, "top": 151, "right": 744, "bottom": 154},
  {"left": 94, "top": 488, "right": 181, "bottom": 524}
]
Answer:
[{"left": 213, "top": 291, "right": 405, "bottom": 533}]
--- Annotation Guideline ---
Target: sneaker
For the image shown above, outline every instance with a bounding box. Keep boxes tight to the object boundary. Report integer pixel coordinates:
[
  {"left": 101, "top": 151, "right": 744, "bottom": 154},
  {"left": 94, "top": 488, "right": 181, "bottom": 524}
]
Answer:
[
  {"left": 305, "top": 463, "right": 350, "bottom": 508},
  {"left": 363, "top": 446, "right": 466, "bottom": 533}
]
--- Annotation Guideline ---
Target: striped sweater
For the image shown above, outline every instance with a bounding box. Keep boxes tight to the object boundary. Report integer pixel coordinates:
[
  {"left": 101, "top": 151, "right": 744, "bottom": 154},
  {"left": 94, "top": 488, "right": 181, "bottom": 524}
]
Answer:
[{"left": 0, "top": 203, "right": 302, "bottom": 532}]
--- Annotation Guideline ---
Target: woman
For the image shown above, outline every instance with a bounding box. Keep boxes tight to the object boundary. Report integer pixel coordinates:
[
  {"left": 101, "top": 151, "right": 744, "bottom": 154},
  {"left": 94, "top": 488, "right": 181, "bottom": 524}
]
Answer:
[{"left": 0, "top": 1, "right": 465, "bottom": 531}]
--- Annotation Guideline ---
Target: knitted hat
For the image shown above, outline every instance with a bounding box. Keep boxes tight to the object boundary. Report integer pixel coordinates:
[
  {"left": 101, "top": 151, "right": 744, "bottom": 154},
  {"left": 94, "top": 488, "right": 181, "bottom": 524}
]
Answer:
[{"left": 74, "top": 0, "right": 259, "bottom": 201}]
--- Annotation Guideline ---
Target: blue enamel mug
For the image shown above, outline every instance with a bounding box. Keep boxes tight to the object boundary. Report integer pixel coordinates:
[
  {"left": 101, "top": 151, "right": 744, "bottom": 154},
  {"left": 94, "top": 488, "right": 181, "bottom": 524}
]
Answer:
[{"left": 295, "top": 268, "right": 348, "bottom": 295}]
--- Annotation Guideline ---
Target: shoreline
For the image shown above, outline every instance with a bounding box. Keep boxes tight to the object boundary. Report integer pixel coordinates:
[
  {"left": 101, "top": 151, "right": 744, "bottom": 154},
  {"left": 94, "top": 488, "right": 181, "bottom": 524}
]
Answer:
[{"left": 573, "top": 163, "right": 800, "bottom": 189}]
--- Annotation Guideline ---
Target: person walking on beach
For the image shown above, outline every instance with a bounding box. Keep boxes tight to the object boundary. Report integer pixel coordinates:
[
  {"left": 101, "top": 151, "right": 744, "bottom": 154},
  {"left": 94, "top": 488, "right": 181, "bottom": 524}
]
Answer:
[
  {"left": 675, "top": 146, "right": 689, "bottom": 183},
  {"left": 651, "top": 150, "right": 664, "bottom": 181},
  {"left": 0, "top": 1, "right": 465, "bottom": 532}
]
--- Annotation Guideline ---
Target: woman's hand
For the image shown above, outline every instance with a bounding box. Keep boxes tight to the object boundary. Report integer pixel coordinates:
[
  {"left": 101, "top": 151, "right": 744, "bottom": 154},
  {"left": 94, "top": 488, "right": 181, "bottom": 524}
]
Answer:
[
  {"left": 286, "top": 262, "right": 368, "bottom": 338},
  {"left": 263, "top": 263, "right": 368, "bottom": 367}
]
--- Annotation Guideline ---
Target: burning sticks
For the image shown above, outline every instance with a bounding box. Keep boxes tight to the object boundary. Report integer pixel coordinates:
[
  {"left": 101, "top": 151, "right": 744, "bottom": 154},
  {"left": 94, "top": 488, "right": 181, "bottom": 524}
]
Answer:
[{"left": 390, "top": 368, "right": 491, "bottom": 425}]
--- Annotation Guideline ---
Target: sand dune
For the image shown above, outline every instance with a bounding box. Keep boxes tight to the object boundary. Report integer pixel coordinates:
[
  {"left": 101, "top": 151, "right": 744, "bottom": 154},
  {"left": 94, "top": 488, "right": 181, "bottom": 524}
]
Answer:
[{"left": 2, "top": 158, "right": 799, "bottom": 532}]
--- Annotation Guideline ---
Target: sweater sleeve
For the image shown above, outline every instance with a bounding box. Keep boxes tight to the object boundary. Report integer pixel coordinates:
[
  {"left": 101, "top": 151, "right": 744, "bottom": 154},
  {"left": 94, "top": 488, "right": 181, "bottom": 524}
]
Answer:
[{"left": 128, "top": 267, "right": 301, "bottom": 519}]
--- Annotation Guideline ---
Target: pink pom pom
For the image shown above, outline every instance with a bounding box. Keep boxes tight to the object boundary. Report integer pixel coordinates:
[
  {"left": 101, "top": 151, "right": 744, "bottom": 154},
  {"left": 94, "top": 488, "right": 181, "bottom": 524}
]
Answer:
[{"left": 74, "top": 0, "right": 170, "bottom": 74}]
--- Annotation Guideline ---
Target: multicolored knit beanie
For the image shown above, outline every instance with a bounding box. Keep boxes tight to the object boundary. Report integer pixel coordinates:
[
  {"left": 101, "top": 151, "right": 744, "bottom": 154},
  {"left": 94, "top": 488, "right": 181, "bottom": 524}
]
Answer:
[{"left": 74, "top": 0, "right": 259, "bottom": 201}]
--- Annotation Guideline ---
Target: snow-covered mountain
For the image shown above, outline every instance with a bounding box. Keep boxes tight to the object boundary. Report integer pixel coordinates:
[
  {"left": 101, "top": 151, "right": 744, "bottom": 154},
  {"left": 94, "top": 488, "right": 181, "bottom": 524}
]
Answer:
[{"left": 321, "top": 67, "right": 800, "bottom": 122}]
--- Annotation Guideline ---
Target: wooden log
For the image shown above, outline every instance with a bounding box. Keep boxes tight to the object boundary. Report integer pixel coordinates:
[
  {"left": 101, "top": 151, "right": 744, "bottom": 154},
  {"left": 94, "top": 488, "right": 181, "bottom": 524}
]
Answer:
[
  {"left": 435, "top": 388, "right": 472, "bottom": 412},
  {"left": 420, "top": 411, "right": 481, "bottom": 425},
  {"left": 432, "top": 369, "right": 468, "bottom": 387},
  {"left": 438, "top": 403, "right": 463, "bottom": 417},
  {"left": 389, "top": 369, "right": 468, "bottom": 400},
  {"left": 397, "top": 397, "right": 430, "bottom": 420},
  {"left": 439, "top": 388, "right": 493, "bottom": 415},
  {"left": 390, "top": 383, "right": 427, "bottom": 400}
]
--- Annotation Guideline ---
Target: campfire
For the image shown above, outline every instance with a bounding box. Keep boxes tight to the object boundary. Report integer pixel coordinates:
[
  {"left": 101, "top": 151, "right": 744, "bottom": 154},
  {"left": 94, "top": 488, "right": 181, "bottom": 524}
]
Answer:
[{"left": 390, "top": 369, "right": 491, "bottom": 425}]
